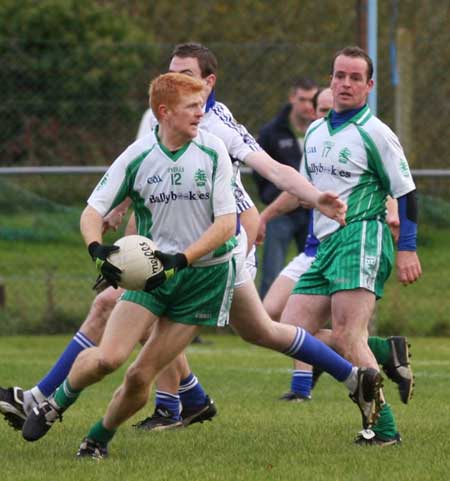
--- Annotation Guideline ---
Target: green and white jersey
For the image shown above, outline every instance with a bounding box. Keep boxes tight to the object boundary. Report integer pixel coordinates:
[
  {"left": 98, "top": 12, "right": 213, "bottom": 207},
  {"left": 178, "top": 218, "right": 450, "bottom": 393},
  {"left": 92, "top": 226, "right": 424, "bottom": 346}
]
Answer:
[
  {"left": 88, "top": 128, "right": 237, "bottom": 266},
  {"left": 139, "top": 101, "right": 261, "bottom": 214},
  {"left": 301, "top": 105, "right": 415, "bottom": 241}
]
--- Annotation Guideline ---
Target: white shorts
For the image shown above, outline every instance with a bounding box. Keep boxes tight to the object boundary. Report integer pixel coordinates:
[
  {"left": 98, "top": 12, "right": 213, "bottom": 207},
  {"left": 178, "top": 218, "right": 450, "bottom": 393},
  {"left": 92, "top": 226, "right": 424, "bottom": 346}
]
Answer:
[
  {"left": 279, "top": 252, "right": 316, "bottom": 282},
  {"left": 244, "top": 245, "right": 257, "bottom": 281},
  {"left": 234, "top": 228, "right": 256, "bottom": 288}
]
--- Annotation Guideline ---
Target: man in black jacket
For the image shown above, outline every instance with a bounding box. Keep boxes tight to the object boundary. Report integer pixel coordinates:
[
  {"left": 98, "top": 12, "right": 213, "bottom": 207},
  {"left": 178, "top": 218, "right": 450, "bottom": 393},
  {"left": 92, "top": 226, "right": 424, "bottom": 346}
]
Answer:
[{"left": 255, "top": 77, "right": 318, "bottom": 298}]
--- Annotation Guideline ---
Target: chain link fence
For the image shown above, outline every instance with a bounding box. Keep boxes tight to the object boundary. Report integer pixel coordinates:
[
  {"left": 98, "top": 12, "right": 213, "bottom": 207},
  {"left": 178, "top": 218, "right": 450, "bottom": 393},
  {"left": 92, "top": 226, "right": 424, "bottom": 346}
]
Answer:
[
  {"left": 0, "top": 1, "right": 449, "bottom": 334},
  {"left": 1, "top": 2, "right": 449, "bottom": 170}
]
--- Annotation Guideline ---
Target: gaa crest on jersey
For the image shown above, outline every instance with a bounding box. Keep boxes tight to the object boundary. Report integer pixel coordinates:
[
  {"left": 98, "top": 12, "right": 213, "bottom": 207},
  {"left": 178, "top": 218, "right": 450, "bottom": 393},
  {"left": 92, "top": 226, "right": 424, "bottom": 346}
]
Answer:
[
  {"left": 338, "top": 147, "right": 351, "bottom": 164},
  {"left": 194, "top": 169, "right": 207, "bottom": 187}
]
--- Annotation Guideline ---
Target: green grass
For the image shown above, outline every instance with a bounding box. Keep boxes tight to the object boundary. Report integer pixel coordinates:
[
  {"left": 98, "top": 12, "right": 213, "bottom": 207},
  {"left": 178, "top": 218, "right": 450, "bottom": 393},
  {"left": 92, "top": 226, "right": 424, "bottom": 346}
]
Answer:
[
  {"left": 1, "top": 223, "right": 450, "bottom": 336},
  {"left": 1, "top": 334, "right": 450, "bottom": 481},
  {"left": 1, "top": 175, "right": 450, "bottom": 335}
]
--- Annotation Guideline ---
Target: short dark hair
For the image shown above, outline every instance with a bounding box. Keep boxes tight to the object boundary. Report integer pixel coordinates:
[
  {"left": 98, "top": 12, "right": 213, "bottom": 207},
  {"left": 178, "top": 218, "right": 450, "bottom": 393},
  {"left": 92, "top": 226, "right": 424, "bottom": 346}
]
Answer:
[
  {"left": 331, "top": 46, "right": 373, "bottom": 81},
  {"left": 312, "top": 88, "right": 324, "bottom": 111},
  {"left": 290, "top": 76, "right": 318, "bottom": 93},
  {"left": 170, "top": 42, "right": 218, "bottom": 78}
]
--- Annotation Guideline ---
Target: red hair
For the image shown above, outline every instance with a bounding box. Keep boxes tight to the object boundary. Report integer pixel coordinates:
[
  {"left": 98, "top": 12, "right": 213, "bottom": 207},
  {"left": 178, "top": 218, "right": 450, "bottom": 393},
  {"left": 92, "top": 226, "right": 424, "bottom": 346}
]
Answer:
[{"left": 149, "top": 72, "right": 203, "bottom": 120}]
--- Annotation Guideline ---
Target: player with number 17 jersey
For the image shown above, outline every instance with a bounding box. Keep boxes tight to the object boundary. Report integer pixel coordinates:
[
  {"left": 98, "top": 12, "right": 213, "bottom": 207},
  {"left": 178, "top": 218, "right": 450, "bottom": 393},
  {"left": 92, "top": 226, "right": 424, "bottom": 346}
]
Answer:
[{"left": 301, "top": 105, "right": 415, "bottom": 241}]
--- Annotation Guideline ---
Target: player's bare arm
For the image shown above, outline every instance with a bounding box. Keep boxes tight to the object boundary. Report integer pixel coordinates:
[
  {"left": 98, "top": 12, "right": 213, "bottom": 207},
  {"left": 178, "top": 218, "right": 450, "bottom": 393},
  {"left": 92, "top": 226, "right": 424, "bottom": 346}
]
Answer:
[
  {"left": 102, "top": 198, "right": 132, "bottom": 233},
  {"left": 80, "top": 205, "right": 104, "bottom": 246},
  {"left": 184, "top": 213, "right": 236, "bottom": 264},
  {"left": 244, "top": 150, "right": 346, "bottom": 225},
  {"left": 256, "top": 191, "right": 301, "bottom": 244},
  {"left": 385, "top": 196, "right": 400, "bottom": 242}
]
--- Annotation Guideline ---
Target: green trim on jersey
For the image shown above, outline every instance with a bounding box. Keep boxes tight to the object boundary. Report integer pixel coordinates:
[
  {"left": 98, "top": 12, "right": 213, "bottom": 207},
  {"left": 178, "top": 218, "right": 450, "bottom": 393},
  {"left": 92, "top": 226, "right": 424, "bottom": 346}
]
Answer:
[
  {"left": 345, "top": 171, "right": 386, "bottom": 223},
  {"left": 192, "top": 141, "right": 218, "bottom": 177},
  {"left": 155, "top": 125, "right": 191, "bottom": 161},
  {"left": 192, "top": 139, "right": 233, "bottom": 258},
  {"left": 326, "top": 105, "right": 372, "bottom": 136},
  {"left": 109, "top": 148, "right": 153, "bottom": 212},
  {"left": 356, "top": 126, "right": 391, "bottom": 193},
  {"left": 130, "top": 190, "right": 153, "bottom": 237},
  {"left": 158, "top": 139, "right": 191, "bottom": 161},
  {"left": 353, "top": 105, "right": 372, "bottom": 126}
]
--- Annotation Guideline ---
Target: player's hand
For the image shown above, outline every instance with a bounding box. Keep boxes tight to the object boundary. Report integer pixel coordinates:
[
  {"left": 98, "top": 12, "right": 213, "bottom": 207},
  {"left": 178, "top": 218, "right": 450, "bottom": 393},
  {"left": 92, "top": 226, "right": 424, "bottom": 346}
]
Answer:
[
  {"left": 316, "top": 192, "right": 347, "bottom": 225},
  {"left": 396, "top": 251, "right": 422, "bottom": 285},
  {"left": 143, "top": 251, "right": 188, "bottom": 292},
  {"left": 88, "top": 242, "right": 121, "bottom": 288},
  {"left": 102, "top": 211, "right": 125, "bottom": 234},
  {"left": 255, "top": 217, "right": 267, "bottom": 245},
  {"left": 102, "top": 199, "right": 132, "bottom": 234},
  {"left": 386, "top": 215, "right": 400, "bottom": 243}
]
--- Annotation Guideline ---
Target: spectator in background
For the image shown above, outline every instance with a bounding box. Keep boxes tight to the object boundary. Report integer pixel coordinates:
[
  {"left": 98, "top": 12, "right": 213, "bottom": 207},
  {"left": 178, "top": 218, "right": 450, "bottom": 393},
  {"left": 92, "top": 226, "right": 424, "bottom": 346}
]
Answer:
[{"left": 254, "top": 77, "right": 318, "bottom": 298}]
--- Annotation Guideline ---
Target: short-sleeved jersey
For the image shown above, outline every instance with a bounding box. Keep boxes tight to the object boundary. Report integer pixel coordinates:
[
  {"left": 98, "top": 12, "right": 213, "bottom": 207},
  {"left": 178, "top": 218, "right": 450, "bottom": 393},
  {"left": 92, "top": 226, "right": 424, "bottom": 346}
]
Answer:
[
  {"left": 301, "top": 105, "right": 415, "bottom": 241},
  {"left": 141, "top": 100, "right": 261, "bottom": 214},
  {"left": 88, "top": 128, "right": 236, "bottom": 266}
]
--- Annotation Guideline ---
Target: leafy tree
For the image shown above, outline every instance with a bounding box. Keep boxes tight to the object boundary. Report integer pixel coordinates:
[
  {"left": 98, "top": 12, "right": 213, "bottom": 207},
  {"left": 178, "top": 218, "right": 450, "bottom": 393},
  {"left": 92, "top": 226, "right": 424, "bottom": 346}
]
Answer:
[{"left": 0, "top": 0, "right": 157, "bottom": 165}]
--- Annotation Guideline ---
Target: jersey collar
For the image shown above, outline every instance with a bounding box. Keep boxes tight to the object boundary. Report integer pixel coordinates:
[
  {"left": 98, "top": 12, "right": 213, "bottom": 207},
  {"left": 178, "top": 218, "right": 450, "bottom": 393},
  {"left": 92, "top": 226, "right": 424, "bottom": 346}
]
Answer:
[
  {"left": 204, "top": 90, "right": 216, "bottom": 113},
  {"left": 154, "top": 125, "right": 192, "bottom": 161},
  {"left": 326, "top": 104, "right": 372, "bottom": 135}
]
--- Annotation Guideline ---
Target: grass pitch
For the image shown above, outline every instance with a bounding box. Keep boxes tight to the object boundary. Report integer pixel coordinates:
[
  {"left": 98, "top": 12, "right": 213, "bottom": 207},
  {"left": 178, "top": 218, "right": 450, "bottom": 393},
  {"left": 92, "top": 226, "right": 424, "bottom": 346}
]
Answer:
[{"left": 1, "top": 335, "right": 449, "bottom": 481}]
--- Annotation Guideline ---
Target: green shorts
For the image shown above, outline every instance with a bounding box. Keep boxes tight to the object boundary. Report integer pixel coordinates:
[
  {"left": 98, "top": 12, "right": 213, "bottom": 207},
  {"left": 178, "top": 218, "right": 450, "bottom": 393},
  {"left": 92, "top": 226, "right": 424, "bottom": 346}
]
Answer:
[
  {"left": 293, "top": 220, "right": 393, "bottom": 298},
  {"left": 121, "top": 257, "right": 235, "bottom": 327}
]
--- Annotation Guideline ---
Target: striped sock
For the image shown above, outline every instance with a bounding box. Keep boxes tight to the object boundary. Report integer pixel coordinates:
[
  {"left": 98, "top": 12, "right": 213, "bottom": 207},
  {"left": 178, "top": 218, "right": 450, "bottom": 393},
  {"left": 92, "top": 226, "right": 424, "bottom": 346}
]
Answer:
[
  {"left": 290, "top": 370, "right": 313, "bottom": 398},
  {"left": 179, "top": 373, "right": 207, "bottom": 408},
  {"left": 284, "top": 327, "right": 352, "bottom": 382},
  {"left": 53, "top": 378, "right": 81, "bottom": 410},
  {"left": 155, "top": 391, "right": 181, "bottom": 419},
  {"left": 37, "top": 331, "right": 95, "bottom": 397}
]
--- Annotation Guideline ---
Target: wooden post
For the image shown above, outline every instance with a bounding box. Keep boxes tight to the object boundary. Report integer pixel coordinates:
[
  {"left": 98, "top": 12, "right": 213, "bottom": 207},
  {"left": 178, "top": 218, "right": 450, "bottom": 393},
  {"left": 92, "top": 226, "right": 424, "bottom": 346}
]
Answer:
[{"left": 356, "top": 0, "right": 368, "bottom": 50}]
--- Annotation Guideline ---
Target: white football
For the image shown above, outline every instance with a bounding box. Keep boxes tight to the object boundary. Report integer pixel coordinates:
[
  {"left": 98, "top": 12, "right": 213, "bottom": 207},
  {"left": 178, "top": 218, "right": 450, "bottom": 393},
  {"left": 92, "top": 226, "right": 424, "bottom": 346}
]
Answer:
[{"left": 107, "top": 235, "right": 164, "bottom": 290}]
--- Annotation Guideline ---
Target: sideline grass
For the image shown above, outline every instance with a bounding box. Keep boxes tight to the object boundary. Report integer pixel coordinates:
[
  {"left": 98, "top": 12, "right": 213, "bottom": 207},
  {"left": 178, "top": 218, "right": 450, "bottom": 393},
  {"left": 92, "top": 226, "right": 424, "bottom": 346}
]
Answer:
[{"left": 1, "top": 335, "right": 450, "bottom": 481}]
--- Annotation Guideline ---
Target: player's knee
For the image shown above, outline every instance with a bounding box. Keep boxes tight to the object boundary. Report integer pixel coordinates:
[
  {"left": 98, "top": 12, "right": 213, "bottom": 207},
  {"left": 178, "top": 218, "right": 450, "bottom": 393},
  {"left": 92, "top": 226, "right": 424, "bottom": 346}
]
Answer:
[
  {"left": 331, "top": 331, "right": 351, "bottom": 358},
  {"left": 96, "top": 351, "right": 126, "bottom": 376},
  {"left": 124, "top": 365, "right": 153, "bottom": 397},
  {"left": 263, "top": 300, "right": 282, "bottom": 322},
  {"left": 82, "top": 288, "right": 119, "bottom": 342},
  {"left": 91, "top": 288, "right": 118, "bottom": 324},
  {"left": 237, "top": 328, "right": 267, "bottom": 346}
]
